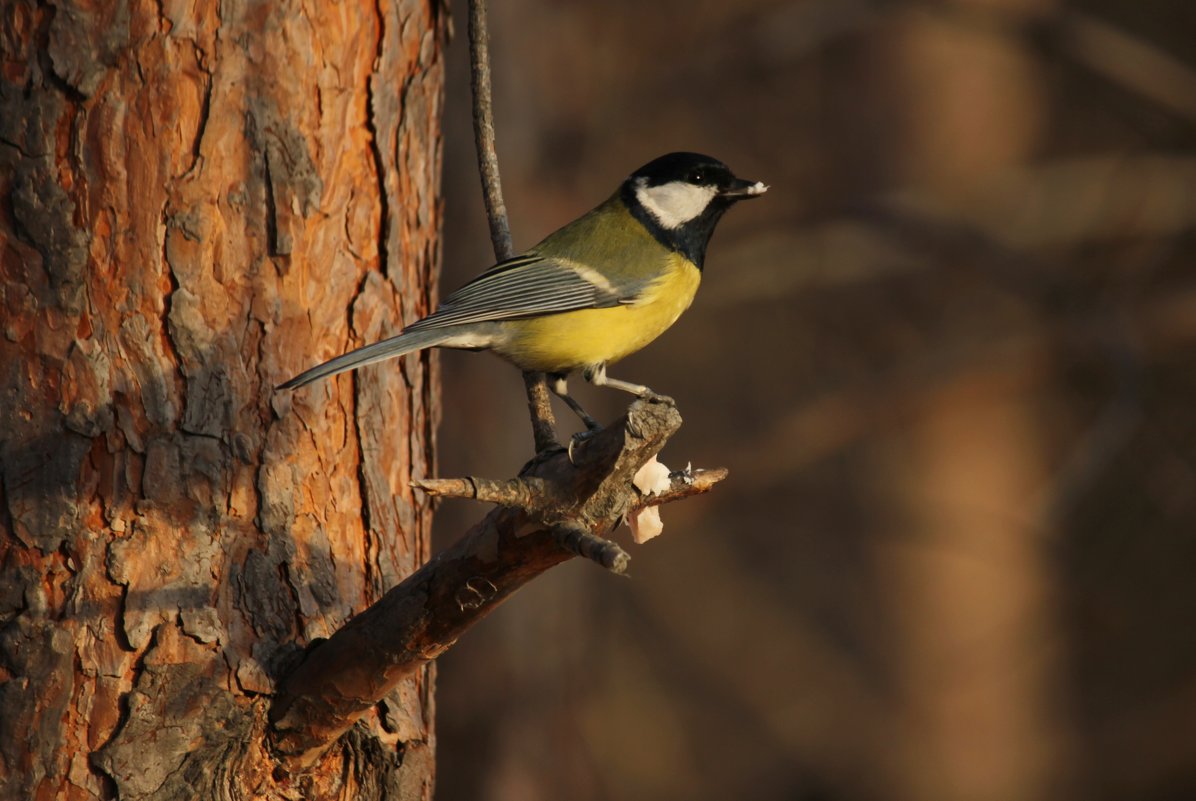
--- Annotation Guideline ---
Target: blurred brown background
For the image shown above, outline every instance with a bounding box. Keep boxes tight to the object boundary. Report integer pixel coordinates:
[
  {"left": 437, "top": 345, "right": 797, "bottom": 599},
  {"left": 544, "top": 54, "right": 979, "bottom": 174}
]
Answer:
[{"left": 430, "top": 2, "right": 1196, "bottom": 800}]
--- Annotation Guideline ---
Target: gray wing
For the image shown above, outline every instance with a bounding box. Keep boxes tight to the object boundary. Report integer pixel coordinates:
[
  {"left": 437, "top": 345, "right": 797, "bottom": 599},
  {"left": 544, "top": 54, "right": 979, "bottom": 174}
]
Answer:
[{"left": 405, "top": 254, "right": 649, "bottom": 332}]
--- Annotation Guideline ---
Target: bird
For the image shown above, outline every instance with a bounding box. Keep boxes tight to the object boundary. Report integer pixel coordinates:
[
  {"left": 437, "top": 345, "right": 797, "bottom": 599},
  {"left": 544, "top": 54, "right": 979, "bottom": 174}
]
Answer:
[{"left": 279, "top": 151, "right": 767, "bottom": 432}]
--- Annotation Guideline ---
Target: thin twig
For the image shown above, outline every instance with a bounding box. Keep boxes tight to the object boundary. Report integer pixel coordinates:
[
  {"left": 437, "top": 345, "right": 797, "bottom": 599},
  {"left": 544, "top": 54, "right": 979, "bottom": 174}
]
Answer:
[
  {"left": 411, "top": 475, "right": 562, "bottom": 518},
  {"left": 521, "top": 373, "right": 559, "bottom": 452},
  {"left": 631, "top": 467, "right": 730, "bottom": 510},
  {"left": 467, "top": 0, "right": 512, "bottom": 260},
  {"left": 467, "top": 0, "right": 558, "bottom": 452}
]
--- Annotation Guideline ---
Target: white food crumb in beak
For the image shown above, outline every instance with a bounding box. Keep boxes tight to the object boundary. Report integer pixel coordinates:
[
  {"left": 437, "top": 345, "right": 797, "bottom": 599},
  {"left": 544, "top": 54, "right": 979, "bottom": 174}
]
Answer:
[
  {"left": 746, "top": 181, "right": 769, "bottom": 196},
  {"left": 628, "top": 456, "right": 673, "bottom": 544}
]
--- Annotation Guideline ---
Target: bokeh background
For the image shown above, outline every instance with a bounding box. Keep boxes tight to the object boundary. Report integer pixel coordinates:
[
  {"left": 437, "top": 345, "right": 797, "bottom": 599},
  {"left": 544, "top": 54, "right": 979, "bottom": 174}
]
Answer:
[{"left": 429, "top": 2, "right": 1196, "bottom": 800}]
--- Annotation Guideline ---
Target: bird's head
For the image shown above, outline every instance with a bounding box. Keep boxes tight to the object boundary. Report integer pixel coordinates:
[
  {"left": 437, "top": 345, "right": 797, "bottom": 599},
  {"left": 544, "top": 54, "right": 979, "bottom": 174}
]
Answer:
[{"left": 622, "top": 152, "right": 767, "bottom": 268}]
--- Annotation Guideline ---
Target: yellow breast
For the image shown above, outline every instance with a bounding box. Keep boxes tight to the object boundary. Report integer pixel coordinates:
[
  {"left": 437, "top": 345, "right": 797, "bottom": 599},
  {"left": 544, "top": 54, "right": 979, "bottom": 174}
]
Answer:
[{"left": 496, "top": 253, "right": 701, "bottom": 373}]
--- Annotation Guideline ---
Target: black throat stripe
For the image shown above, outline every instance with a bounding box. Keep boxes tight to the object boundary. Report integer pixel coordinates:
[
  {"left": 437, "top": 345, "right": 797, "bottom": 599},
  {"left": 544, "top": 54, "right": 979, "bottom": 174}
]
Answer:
[{"left": 620, "top": 182, "right": 730, "bottom": 271}]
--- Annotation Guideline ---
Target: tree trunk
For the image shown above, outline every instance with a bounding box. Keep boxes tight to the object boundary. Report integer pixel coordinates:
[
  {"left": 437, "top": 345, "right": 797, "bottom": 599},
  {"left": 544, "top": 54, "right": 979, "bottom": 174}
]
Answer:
[{"left": 0, "top": 1, "right": 446, "bottom": 799}]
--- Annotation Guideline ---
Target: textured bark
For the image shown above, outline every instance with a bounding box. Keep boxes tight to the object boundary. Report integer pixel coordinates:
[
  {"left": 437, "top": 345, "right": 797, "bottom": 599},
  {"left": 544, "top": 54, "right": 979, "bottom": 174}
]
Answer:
[{"left": 0, "top": 1, "right": 446, "bottom": 799}]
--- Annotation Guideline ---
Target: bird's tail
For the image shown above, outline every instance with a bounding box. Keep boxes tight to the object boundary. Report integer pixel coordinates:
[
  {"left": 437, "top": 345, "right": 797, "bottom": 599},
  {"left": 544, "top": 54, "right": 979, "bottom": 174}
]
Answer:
[{"left": 277, "top": 327, "right": 456, "bottom": 391}]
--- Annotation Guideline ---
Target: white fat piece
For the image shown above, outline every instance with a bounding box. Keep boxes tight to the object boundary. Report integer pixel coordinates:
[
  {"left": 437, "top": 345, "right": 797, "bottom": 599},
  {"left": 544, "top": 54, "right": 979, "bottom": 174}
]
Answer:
[{"left": 634, "top": 178, "right": 718, "bottom": 230}]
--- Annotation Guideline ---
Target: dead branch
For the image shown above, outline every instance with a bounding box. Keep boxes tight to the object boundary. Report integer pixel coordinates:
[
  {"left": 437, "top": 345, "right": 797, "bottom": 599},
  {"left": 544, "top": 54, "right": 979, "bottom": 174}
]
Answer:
[{"left": 268, "top": 399, "right": 717, "bottom": 766}]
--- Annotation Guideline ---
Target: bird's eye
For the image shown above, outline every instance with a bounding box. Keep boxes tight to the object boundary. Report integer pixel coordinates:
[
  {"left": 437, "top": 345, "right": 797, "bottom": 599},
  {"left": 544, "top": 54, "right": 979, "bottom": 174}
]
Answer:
[{"left": 689, "top": 170, "right": 705, "bottom": 184}]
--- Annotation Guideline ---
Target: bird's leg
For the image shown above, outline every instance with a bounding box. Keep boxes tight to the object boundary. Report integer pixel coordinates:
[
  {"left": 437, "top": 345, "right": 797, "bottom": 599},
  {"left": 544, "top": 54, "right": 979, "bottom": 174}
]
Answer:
[
  {"left": 548, "top": 373, "right": 602, "bottom": 432},
  {"left": 548, "top": 373, "right": 605, "bottom": 465},
  {"left": 584, "top": 364, "right": 674, "bottom": 406}
]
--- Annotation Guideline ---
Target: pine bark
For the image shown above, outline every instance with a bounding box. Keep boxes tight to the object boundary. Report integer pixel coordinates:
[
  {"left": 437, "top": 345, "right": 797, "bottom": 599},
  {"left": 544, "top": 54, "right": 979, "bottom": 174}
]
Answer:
[{"left": 0, "top": 1, "right": 446, "bottom": 798}]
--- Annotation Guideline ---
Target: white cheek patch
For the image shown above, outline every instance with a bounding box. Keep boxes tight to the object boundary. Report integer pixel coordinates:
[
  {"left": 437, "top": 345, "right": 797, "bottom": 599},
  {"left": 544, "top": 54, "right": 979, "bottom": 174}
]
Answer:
[{"left": 635, "top": 179, "right": 718, "bottom": 230}]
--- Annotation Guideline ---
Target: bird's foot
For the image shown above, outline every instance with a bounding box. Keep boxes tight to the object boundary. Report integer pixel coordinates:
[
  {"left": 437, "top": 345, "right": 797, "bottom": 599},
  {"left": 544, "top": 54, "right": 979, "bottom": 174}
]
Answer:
[{"left": 567, "top": 427, "right": 601, "bottom": 465}]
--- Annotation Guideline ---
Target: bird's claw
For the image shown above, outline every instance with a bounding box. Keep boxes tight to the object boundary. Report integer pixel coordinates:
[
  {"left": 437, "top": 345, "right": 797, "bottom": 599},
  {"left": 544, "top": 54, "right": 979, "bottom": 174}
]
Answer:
[{"left": 567, "top": 428, "right": 600, "bottom": 465}]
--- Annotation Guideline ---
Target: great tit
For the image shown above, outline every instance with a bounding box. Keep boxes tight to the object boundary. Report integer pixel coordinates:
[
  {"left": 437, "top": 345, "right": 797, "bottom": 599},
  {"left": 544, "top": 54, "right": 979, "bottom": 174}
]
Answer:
[{"left": 279, "top": 152, "right": 767, "bottom": 428}]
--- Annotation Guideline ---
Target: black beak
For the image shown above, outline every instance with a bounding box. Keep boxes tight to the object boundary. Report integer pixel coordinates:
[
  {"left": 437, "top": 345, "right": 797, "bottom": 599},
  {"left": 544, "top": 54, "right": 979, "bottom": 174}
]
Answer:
[{"left": 718, "top": 177, "right": 769, "bottom": 200}]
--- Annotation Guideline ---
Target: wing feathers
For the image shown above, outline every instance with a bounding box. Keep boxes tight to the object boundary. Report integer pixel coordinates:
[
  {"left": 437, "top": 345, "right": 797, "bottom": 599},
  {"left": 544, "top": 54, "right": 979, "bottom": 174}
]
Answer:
[{"left": 406, "top": 254, "right": 647, "bottom": 332}]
